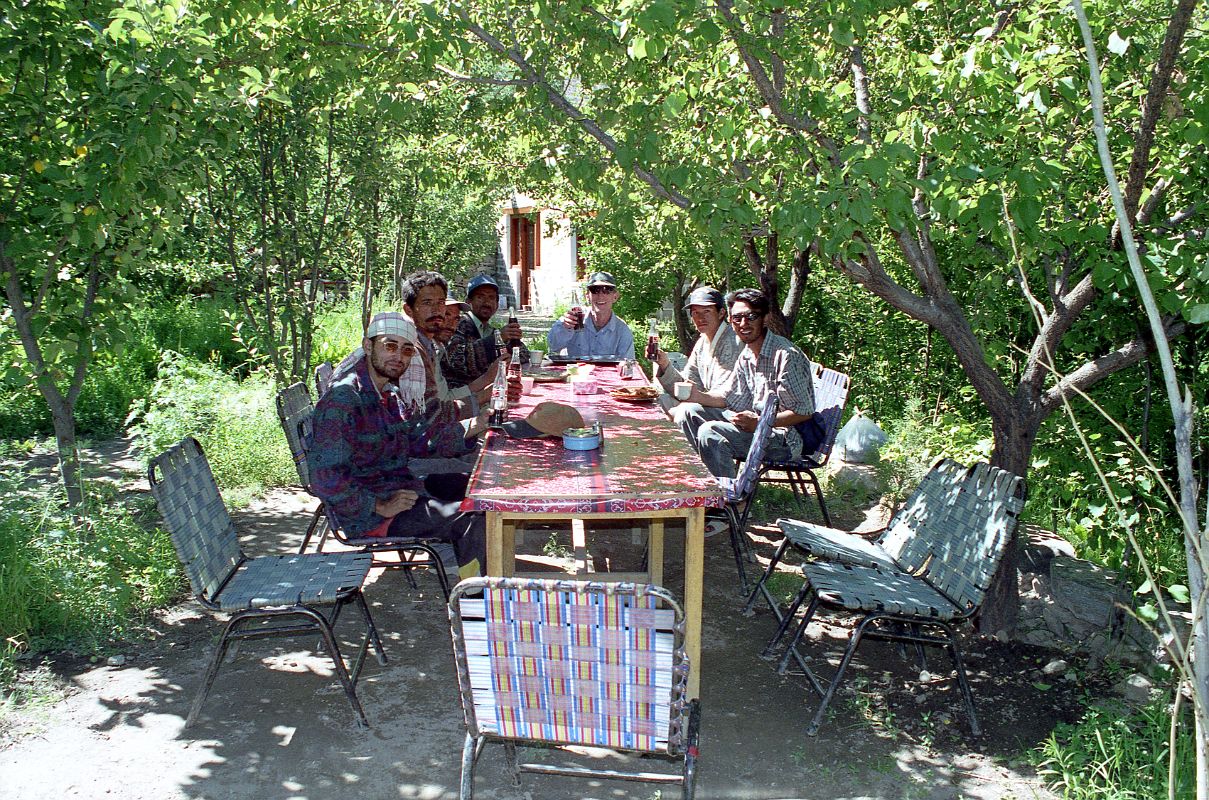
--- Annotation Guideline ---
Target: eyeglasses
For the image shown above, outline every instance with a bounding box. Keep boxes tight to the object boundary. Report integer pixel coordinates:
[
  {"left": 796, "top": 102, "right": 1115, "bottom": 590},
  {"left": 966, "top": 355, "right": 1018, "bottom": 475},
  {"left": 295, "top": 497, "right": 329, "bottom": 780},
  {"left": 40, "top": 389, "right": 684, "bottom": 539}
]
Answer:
[
  {"left": 587, "top": 286, "right": 616, "bottom": 295},
  {"left": 730, "top": 312, "right": 763, "bottom": 323},
  {"left": 375, "top": 339, "right": 416, "bottom": 354}
]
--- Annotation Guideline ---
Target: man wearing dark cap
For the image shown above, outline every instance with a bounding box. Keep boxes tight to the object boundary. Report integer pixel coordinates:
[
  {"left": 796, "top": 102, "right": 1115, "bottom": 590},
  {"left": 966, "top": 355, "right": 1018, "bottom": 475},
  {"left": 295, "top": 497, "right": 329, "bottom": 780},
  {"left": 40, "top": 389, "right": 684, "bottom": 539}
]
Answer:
[
  {"left": 652, "top": 286, "right": 743, "bottom": 422},
  {"left": 443, "top": 273, "right": 529, "bottom": 388},
  {"left": 547, "top": 271, "right": 636, "bottom": 360}
]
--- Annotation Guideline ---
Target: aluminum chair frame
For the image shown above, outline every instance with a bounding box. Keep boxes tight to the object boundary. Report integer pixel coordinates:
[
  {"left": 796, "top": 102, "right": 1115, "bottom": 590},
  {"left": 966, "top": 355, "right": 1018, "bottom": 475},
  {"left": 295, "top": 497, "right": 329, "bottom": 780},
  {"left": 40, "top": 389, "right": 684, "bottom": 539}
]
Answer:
[
  {"left": 717, "top": 393, "right": 779, "bottom": 595},
  {"left": 148, "top": 436, "right": 387, "bottom": 728},
  {"left": 764, "top": 463, "right": 1026, "bottom": 736},
  {"left": 448, "top": 577, "right": 701, "bottom": 799},
  {"left": 756, "top": 365, "right": 850, "bottom": 526},
  {"left": 275, "top": 382, "right": 452, "bottom": 599}
]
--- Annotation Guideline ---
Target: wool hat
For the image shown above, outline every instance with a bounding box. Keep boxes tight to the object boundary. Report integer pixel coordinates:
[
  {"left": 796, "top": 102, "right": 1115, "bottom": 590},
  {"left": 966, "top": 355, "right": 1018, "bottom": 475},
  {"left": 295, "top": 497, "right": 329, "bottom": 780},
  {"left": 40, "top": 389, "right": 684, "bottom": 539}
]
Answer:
[{"left": 502, "top": 402, "right": 586, "bottom": 439}]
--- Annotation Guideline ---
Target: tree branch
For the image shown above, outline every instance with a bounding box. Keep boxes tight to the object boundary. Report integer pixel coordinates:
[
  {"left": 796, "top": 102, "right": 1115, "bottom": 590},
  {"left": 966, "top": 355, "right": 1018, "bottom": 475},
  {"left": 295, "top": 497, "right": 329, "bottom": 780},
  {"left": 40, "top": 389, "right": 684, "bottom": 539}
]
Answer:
[{"left": 850, "top": 46, "right": 872, "bottom": 145}]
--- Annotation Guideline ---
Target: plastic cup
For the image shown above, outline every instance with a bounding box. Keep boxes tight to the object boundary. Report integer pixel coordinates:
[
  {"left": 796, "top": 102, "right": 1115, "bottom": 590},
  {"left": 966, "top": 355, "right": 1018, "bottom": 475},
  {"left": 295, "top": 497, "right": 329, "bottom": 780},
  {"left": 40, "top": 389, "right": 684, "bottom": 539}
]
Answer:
[
  {"left": 529, "top": 350, "right": 544, "bottom": 366},
  {"left": 521, "top": 376, "right": 535, "bottom": 395},
  {"left": 674, "top": 381, "right": 693, "bottom": 401}
]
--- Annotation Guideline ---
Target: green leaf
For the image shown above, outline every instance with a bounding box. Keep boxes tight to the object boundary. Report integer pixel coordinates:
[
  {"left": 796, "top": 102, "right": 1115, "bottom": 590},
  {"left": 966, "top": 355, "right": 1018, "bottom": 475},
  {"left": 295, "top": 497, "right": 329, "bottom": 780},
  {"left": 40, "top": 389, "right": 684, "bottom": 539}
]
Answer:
[
  {"left": 628, "top": 37, "right": 648, "bottom": 60},
  {"left": 1107, "top": 31, "right": 1129, "bottom": 56},
  {"left": 1168, "top": 585, "right": 1189, "bottom": 603},
  {"left": 1187, "top": 304, "right": 1209, "bottom": 324}
]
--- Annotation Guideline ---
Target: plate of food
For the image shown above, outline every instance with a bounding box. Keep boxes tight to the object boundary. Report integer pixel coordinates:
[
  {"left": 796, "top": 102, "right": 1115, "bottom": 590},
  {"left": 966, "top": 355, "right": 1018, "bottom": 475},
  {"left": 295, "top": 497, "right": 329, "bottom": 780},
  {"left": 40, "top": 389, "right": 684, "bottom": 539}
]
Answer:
[
  {"left": 609, "top": 386, "right": 660, "bottom": 403},
  {"left": 530, "top": 371, "right": 567, "bottom": 383}
]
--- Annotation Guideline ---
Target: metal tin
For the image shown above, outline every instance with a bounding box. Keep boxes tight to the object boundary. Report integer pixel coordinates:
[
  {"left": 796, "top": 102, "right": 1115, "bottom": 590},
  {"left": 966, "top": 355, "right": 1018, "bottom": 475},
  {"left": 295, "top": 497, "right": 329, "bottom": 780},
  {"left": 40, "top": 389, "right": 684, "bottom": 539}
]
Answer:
[{"left": 562, "top": 423, "right": 602, "bottom": 450}]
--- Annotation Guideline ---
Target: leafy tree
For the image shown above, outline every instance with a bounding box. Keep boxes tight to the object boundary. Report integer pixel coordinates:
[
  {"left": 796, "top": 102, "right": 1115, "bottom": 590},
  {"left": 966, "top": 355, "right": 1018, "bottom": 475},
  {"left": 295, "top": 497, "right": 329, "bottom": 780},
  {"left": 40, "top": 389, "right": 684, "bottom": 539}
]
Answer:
[
  {"left": 1, "top": 0, "right": 209, "bottom": 504},
  {"left": 398, "top": 0, "right": 1208, "bottom": 630}
]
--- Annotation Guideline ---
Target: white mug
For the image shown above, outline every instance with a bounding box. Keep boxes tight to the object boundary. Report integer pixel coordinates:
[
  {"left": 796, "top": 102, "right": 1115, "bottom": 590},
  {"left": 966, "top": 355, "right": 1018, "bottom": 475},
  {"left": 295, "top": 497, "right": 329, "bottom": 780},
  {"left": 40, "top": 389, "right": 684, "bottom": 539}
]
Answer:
[
  {"left": 529, "top": 350, "right": 544, "bottom": 366},
  {"left": 673, "top": 381, "right": 693, "bottom": 401}
]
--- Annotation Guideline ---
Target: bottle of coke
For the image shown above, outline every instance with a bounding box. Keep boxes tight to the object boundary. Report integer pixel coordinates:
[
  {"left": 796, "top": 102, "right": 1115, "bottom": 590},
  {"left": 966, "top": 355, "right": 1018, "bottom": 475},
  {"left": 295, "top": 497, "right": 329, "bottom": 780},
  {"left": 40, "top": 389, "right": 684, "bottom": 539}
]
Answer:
[
  {"left": 489, "top": 363, "right": 508, "bottom": 429},
  {"left": 506, "top": 301, "right": 522, "bottom": 353},
  {"left": 644, "top": 318, "right": 660, "bottom": 361},
  {"left": 570, "top": 289, "right": 585, "bottom": 330}
]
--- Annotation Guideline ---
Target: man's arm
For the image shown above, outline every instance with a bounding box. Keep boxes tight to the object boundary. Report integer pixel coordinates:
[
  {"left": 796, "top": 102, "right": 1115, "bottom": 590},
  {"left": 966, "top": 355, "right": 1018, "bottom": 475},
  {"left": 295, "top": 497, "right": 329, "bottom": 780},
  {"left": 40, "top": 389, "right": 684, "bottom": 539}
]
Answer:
[
  {"left": 548, "top": 319, "right": 578, "bottom": 355},
  {"left": 309, "top": 389, "right": 381, "bottom": 535},
  {"left": 613, "top": 319, "right": 635, "bottom": 360}
]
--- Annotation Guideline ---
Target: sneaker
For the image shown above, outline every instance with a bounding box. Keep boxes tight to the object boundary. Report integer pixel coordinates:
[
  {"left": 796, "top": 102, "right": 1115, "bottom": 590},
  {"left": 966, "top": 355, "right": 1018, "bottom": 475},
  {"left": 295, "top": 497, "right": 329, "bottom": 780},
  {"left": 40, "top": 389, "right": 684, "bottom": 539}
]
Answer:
[{"left": 703, "top": 517, "right": 730, "bottom": 538}]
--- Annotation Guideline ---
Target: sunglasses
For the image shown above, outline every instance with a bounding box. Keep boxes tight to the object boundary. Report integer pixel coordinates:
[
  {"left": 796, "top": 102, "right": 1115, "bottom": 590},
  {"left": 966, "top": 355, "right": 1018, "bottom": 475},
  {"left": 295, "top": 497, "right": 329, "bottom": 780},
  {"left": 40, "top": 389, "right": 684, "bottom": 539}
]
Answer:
[
  {"left": 375, "top": 339, "right": 416, "bottom": 354},
  {"left": 730, "top": 312, "right": 763, "bottom": 323},
  {"left": 587, "top": 286, "right": 616, "bottom": 295}
]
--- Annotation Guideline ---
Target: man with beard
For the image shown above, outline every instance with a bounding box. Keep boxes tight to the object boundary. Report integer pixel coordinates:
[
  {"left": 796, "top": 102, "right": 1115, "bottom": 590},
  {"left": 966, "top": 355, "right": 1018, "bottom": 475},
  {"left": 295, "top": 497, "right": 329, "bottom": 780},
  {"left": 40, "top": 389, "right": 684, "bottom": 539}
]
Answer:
[
  {"left": 309, "top": 312, "right": 484, "bottom": 579},
  {"left": 651, "top": 286, "right": 742, "bottom": 422},
  {"left": 443, "top": 274, "right": 529, "bottom": 388},
  {"left": 677, "top": 288, "right": 820, "bottom": 482}
]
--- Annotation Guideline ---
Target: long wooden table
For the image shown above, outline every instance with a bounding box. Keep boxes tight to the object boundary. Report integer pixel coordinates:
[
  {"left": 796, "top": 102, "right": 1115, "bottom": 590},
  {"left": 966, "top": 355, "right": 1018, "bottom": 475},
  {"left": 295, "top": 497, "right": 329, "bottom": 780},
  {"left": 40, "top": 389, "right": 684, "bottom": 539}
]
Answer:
[{"left": 459, "top": 362, "right": 723, "bottom": 699}]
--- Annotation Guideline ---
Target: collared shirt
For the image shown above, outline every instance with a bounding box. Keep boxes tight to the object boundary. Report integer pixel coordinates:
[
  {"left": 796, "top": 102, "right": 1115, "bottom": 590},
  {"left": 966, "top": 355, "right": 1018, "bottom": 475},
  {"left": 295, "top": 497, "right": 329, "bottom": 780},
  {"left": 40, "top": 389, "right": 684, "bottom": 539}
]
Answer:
[
  {"left": 657, "top": 322, "right": 743, "bottom": 394},
  {"left": 308, "top": 358, "right": 426, "bottom": 536},
  {"left": 547, "top": 312, "right": 635, "bottom": 359},
  {"left": 719, "top": 332, "right": 815, "bottom": 458},
  {"left": 443, "top": 313, "right": 529, "bottom": 388}
]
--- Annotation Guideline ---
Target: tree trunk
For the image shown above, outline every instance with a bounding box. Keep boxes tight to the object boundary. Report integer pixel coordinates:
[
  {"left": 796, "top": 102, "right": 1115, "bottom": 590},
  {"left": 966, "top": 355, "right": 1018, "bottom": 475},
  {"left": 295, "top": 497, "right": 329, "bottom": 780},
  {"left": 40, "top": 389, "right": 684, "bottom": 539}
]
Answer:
[{"left": 49, "top": 403, "right": 84, "bottom": 508}]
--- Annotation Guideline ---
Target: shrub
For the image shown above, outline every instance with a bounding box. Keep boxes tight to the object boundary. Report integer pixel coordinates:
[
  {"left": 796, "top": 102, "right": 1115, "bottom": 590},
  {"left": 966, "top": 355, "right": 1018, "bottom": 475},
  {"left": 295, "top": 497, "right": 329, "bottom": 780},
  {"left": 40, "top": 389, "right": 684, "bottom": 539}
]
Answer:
[
  {"left": 0, "top": 479, "right": 185, "bottom": 686},
  {"left": 127, "top": 352, "right": 295, "bottom": 495}
]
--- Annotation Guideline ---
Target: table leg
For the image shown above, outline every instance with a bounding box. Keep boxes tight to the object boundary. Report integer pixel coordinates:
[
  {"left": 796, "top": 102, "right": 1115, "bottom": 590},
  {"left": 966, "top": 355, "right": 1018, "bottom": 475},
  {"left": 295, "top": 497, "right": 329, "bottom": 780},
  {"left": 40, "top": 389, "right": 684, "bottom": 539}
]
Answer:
[
  {"left": 502, "top": 519, "right": 516, "bottom": 578},
  {"left": 647, "top": 520, "right": 664, "bottom": 586},
  {"left": 486, "top": 512, "right": 505, "bottom": 576},
  {"left": 684, "top": 506, "right": 704, "bottom": 700}
]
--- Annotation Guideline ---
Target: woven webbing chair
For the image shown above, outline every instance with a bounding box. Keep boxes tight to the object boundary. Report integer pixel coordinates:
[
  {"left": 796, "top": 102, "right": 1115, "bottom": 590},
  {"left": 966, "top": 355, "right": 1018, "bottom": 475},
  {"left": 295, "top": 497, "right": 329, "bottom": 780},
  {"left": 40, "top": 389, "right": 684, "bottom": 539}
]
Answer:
[
  {"left": 744, "top": 457, "right": 968, "bottom": 621},
  {"left": 274, "top": 382, "right": 452, "bottom": 599},
  {"left": 767, "top": 462, "right": 1026, "bottom": 736},
  {"left": 716, "top": 393, "right": 779, "bottom": 596},
  {"left": 314, "top": 361, "right": 334, "bottom": 398},
  {"left": 148, "top": 437, "right": 386, "bottom": 728},
  {"left": 757, "top": 365, "right": 850, "bottom": 526},
  {"left": 449, "top": 578, "right": 701, "bottom": 799},
  {"left": 276, "top": 382, "right": 330, "bottom": 555}
]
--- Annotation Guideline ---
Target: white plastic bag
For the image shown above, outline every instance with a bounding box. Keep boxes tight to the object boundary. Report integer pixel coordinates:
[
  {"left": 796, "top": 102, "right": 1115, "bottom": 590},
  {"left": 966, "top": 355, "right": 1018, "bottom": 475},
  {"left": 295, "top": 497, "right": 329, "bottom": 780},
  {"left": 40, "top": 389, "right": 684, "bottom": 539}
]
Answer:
[{"left": 834, "top": 410, "right": 887, "bottom": 463}]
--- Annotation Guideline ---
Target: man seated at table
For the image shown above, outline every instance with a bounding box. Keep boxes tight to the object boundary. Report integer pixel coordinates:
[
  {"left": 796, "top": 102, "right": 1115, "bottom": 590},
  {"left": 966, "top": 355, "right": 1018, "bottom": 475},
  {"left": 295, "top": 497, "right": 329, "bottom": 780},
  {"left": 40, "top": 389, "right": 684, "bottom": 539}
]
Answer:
[
  {"left": 651, "top": 286, "right": 743, "bottom": 422},
  {"left": 443, "top": 273, "right": 529, "bottom": 388},
  {"left": 677, "top": 288, "right": 821, "bottom": 481},
  {"left": 547, "top": 271, "right": 635, "bottom": 360},
  {"left": 309, "top": 312, "right": 485, "bottom": 579}
]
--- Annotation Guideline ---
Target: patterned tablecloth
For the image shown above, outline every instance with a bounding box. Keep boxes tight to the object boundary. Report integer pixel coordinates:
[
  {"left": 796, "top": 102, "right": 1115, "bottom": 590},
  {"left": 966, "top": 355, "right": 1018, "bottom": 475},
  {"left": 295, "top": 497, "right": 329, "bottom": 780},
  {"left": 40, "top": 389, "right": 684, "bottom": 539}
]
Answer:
[{"left": 461, "top": 363, "right": 724, "bottom": 514}]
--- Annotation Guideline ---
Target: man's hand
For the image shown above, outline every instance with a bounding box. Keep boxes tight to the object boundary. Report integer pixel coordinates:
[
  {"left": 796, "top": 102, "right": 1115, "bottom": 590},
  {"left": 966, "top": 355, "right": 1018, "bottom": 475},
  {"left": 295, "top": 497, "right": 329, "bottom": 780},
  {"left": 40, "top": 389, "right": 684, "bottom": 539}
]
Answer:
[
  {"left": 501, "top": 321, "right": 524, "bottom": 342},
  {"left": 469, "top": 359, "right": 500, "bottom": 393},
  {"left": 732, "top": 410, "right": 759, "bottom": 433},
  {"left": 474, "top": 384, "right": 493, "bottom": 406},
  {"left": 375, "top": 489, "right": 419, "bottom": 518},
  {"left": 561, "top": 307, "right": 584, "bottom": 329},
  {"left": 465, "top": 411, "right": 490, "bottom": 439},
  {"left": 654, "top": 347, "right": 669, "bottom": 370}
]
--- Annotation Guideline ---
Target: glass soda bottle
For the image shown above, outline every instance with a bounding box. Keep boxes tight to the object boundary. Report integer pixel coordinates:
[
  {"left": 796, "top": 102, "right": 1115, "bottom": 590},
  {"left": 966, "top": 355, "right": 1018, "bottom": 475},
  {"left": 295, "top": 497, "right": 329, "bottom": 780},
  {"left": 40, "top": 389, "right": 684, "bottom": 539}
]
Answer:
[
  {"left": 644, "top": 318, "right": 659, "bottom": 361},
  {"left": 506, "top": 301, "right": 522, "bottom": 353},
  {"left": 570, "top": 288, "right": 585, "bottom": 330},
  {"left": 489, "top": 364, "right": 508, "bottom": 429}
]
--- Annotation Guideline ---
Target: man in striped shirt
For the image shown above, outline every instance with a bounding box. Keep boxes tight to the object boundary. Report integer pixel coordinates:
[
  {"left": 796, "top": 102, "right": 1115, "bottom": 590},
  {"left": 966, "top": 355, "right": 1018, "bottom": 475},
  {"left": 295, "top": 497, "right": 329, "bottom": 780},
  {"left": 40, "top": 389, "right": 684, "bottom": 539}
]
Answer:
[{"left": 676, "top": 288, "right": 818, "bottom": 480}]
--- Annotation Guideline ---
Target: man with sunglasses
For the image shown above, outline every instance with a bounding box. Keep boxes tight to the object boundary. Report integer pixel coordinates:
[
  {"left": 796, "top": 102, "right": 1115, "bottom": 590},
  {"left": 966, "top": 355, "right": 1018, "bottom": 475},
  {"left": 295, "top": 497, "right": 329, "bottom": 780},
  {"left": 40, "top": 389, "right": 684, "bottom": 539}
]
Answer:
[
  {"left": 309, "top": 312, "right": 485, "bottom": 580},
  {"left": 676, "top": 289, "right": 819, "bottom": 482},
  {"left": 547, "top": 271, "right": 636, "bottom": 360}
]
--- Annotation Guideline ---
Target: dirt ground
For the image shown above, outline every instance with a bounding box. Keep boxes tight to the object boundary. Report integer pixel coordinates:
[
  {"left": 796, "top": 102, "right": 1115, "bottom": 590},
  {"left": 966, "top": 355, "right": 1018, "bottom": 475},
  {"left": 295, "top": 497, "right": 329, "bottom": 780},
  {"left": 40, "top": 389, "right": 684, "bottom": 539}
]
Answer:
[{"left": 0, "top": 442, "right": 1099, "bottom": 800}]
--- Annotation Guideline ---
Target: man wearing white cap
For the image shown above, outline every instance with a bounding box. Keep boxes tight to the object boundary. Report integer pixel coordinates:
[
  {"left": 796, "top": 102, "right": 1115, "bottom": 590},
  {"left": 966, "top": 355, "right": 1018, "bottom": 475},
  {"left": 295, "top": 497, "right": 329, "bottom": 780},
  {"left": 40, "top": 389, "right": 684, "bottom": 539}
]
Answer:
[
  {"left": 547, "top": 271, "right": 636, "bottom": 360},
  {"left": 309, "top": 312, "right": 485, "bottom": 579}
]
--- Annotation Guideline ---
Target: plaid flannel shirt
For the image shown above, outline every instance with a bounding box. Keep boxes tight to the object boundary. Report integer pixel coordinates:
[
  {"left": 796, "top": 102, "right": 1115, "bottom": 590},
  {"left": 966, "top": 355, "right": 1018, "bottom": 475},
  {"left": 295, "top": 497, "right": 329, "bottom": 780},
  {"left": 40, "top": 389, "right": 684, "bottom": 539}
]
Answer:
[
  {"left": 657, "top": 322, "right": 743, "bottom": 393},
  {"left": 720, "top": 331, "right": 815, "bottom": 457}
]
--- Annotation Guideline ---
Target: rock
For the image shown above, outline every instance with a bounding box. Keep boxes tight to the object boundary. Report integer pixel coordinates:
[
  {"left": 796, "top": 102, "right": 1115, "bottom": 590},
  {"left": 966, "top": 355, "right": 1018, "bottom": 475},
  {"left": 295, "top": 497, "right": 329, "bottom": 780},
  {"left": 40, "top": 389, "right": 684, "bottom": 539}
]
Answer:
[
  {"left": 106, "top": 655, "right": 126, "bottom": 667},
  {"left": 918, "top": 670, "right": 933, "bottom": 683},
  {"left": 1117, "top": 673, "right": 1153, "bottom": 705},
  {"left": 1042, "top": 659, "right": 1068, "bottom": 676}
]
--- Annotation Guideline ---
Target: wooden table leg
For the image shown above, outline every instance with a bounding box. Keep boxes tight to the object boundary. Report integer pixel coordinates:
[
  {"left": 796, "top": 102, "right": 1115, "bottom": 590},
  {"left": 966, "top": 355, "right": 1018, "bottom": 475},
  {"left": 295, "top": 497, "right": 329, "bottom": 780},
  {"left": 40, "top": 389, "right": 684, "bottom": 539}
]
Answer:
[
  {"left": 683, "top": 506, "right": 704, "bottom": 700},
  {"left": 486, "top": 512, "right": 505, "bottom": 576},
  {"left": 501, "top": 518, "right": 516, "bottom": 577},
  {"left": 647, "top": 519, "right": 664, "bottom": 585}
]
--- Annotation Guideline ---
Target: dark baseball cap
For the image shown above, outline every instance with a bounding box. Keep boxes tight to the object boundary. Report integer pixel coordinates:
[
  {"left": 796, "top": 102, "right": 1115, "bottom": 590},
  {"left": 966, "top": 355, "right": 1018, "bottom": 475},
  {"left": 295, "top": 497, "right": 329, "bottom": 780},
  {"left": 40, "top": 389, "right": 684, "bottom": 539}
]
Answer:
[
  {"left": 683, "top": 286, "right": 725, "bottom": 309},
  {"left": 465, "top": 274, "right": 499, "bottom": 299},
  {"left": 585, "top": 271, "right": 617, "bottom": 288}
]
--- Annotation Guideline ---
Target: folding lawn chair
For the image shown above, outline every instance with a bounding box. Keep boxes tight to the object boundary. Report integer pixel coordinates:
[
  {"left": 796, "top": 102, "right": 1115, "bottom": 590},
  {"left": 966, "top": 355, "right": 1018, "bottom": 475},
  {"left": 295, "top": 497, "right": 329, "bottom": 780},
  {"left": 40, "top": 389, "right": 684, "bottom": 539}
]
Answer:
[
  {"left": 766, "top": 462, "right": 1026, "bottom": 736},
  {"left": 449, "top": 578, "right": 701, "bottom": 799},
  {"left": 274, "top": 382, "right": 452, "bottom": 599},
  {"left": 716, "top": 392, "right": 779, "bottom": 595},
  {"left": 148, "top": 436, "right": 386, "bottom": 728},
  {"left": 757, "top": 365, "right": 850, "bottom": 526},
  {"left": 743, "top": 457, "right": 968, "bottom": 619},
  {"left": 314, "top": 361, "right": 334, "bottom": 398}
]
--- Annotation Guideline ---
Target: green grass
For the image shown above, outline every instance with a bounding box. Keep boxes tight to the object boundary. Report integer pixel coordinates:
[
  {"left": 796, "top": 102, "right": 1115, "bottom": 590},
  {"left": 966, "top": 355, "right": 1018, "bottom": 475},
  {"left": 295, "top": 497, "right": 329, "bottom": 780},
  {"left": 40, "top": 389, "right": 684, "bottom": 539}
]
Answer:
[
  {"left": 1034, "top": 694, "right": 1195, "bottom": 799},
  {"left": 0, "top": 479, "right": 185, "bottom": 690}
]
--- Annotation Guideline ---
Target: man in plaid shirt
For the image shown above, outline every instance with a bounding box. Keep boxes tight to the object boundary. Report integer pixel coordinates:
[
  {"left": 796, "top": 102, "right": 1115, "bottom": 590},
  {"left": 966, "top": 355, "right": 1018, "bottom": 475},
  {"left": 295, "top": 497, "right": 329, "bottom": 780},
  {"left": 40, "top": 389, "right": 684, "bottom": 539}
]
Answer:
[{"left": 676, "top": 288, "right": 818, "bottom": 480}]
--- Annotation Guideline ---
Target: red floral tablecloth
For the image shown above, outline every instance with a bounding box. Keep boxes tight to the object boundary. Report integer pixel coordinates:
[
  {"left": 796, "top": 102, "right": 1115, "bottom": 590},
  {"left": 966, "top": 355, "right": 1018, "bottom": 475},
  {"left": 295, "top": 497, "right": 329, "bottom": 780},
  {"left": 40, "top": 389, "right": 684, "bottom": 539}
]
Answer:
[{"left": 461, "top": 364, "right": 724, "bottom": 513}]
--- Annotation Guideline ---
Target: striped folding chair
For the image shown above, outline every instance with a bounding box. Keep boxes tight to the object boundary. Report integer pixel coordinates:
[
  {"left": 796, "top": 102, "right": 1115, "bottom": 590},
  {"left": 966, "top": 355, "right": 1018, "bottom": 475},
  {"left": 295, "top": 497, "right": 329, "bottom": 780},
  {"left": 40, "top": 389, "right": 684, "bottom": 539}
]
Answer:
[
  {"left": 766, "top": 462, "right": 1026, "bottom": 736},
  {"left": 148, "top": 437, "right": 386, "bottom": 728},
  {"left": 448, "top": 578, "right": 701, "bottom": 799},
  {"left": 757, "top": 365, "right": 850, "bottom": 525},
  {"left": 274, "top": 382, "right": 451, "bottom": 598},
  {"left": 716, "top": 392, "right": 779, "bottom": 595}
]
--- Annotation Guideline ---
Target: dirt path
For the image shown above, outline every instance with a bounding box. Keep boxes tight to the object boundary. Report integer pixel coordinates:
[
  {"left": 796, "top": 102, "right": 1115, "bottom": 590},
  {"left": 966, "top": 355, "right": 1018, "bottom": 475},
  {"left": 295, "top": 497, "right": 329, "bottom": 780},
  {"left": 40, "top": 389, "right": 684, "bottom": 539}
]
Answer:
[{"left": 0, "top": 444, "right": 1080, "bottom": 800}]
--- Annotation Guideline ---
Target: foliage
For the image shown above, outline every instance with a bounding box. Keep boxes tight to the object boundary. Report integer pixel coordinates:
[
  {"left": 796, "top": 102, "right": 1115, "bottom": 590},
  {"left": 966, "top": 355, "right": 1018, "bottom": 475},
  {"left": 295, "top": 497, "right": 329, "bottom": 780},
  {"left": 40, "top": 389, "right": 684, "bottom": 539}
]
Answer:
[
  {"left": 1036, "top": 695, "right": 1195, "bottom": 799},
  {"left": 0, "top": 477, "right": 184, "bottom": 686},
  {"left": 127, "top": 352, "right": 294, "bottom": 495}
]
